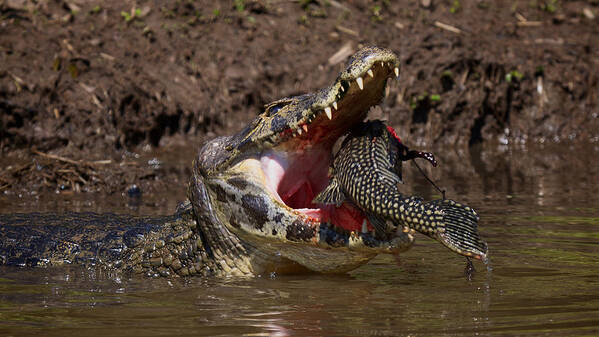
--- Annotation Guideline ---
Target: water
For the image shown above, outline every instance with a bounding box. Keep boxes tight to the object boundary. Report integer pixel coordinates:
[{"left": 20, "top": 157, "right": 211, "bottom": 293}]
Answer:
[{"left": 1, "top": 142, "right": 598, "bottom": 336}]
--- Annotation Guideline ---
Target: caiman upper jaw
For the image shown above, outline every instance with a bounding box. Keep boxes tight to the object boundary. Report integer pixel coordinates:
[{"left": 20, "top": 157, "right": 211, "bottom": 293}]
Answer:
[{"left": 229, "top": 46, "right": 400, "bottom": 154}]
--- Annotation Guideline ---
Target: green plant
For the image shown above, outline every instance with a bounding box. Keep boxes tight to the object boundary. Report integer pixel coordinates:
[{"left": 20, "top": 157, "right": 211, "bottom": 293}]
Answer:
[
  {"left": 67, "top": 63, "right": 78, "bottom": 79},
  {"left": 121, "top": 8, "right": 141, "bottom": 22},
  {"left": 430, "top": 94, "right": 441, "bottom": 102},
  {"left": 505, "top": 70, "right": 524, "bottom": 83},
  {"left": 234, "top": 0, "right": 245, "bottom": 12},
  {"left": 371, "top": 5, "right": 382, "bottom": 21},
  {"left": 450, "top": 0, "right": 461, "bottom": 13},
  {"left": 298, "top": 14, "right": 309, "bottom": 25},
  {"left": 540, "top": 0, "right": 558, "bottom": 13}
]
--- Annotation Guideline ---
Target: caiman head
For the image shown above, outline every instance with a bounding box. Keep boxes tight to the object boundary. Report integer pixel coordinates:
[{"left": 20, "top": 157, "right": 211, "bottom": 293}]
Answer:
[{"left": 189, "top": 46, "right": 413, "bottom": 276}]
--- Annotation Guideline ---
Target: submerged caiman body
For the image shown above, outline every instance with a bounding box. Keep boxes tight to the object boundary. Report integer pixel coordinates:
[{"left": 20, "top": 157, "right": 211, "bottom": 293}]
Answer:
[
  {"left": 0, "top": 206, "right": 213, "bottom": 277},
  {"left": 0, "top": 46, "right": 486, "bottom": 277}
]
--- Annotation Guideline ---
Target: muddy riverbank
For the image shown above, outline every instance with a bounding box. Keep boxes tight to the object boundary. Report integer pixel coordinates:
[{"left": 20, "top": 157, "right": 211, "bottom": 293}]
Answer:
[{"left": 1, "top": 0, "right": 597, "bottom": 198}]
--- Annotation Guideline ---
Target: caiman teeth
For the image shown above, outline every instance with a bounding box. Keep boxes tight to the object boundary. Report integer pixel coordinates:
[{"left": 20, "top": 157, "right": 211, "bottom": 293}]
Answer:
[
  {"left": 332, "top": 101, "right": 338, "bottom": 110},
  {"left": 325, "top": 106, "right": 333, "bottom": 120},
  {"left": 367, "top": 69, "right": 374, "bottom": 78},
  {"left": 394, "top": 67, "right": 400, "bottom": 77},
  {"left": 302, "top": 124, "right": 308, "bottom": 133},
  {"left": 356, "top": 77, "right": 364, "bottom": 90},
  {"left": 298, "top": 128, "right": 303, "bottom": 135}
]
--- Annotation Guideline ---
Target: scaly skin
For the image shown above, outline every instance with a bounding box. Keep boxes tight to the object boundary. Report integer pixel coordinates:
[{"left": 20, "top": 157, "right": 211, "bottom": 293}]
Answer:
[
  {"left": 0, "top": 46, "right": 459, "bottom": 277},
  {"left": 0, "top": 203, "right": 217, "bottom": 277}
]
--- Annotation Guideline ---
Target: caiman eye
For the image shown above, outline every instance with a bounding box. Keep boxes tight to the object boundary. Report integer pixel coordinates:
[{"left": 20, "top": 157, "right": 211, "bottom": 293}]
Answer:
[
  {"left": 270, "top": 105, "right": 283, "bottom": 114},
  {"left": 266, "top": 103, "right": 288, "bottom": 116},
  {"left": 264, "top": 98, "right": 294, "bottom": 117}
]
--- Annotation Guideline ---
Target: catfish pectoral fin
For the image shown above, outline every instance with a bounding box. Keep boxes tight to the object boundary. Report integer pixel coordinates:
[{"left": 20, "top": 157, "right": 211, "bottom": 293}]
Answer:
[
  {"left": 366, "top": 213, "right": 389, "bottom": 237},
  {"left": 313, "top": 177, "right": 346, "bottom": 207}
]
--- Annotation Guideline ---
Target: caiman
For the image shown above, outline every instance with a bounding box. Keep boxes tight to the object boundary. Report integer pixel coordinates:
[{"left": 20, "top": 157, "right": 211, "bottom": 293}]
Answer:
[{"left": 0, "top": 46, "right": 482, "bottom": 277}]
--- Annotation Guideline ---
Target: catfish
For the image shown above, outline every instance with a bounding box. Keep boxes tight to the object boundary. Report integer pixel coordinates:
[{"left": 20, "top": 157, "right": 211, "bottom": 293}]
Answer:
[{"left": 314, "top": 120, "right": 488, "bottom": 261}]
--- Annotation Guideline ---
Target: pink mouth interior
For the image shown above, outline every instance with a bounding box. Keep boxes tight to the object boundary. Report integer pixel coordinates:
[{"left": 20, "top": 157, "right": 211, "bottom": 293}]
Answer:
[{"left": 260, "top": 143, "right": 372, "bottom": 232}]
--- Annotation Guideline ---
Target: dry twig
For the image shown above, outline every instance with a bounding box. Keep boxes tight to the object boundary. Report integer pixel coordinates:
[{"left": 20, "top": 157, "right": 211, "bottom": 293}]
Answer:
[
  {"left": 434, "top": 21, "right": 462, "bottom": 34},
  {"left": 32, "top": 150, "right": 112, "bottom": 166}
]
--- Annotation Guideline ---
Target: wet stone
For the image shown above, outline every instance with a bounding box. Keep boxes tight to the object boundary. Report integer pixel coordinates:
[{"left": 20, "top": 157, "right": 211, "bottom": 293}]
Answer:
[
  {"left": 178, "top": 267, "right": 190, "bottom": 276},
  {"left": 149, "top": 257, "right": 162, "bottom": 267},
  {"left": 123, "top": 229, "right": 146, "bottom": 248},
  {"left": 158, "top": 267, "right": 170, "bottom": 277},
  {"left": 162, "top": 253, "right": 173, "bottom": 266},
  {"left": 171, "top": 258, "right": 182, "bottom": 270}
]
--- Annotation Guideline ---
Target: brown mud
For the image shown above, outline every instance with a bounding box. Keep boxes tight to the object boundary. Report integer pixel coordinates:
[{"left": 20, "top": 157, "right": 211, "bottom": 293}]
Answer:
[{"left": 0, "top": 0, "right": 597, "bottom": 200}]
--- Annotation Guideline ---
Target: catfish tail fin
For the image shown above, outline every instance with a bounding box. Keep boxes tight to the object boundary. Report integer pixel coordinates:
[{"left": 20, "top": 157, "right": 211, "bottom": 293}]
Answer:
[{"left": 424, "top": 199, "right": 488, "bottom": 262}]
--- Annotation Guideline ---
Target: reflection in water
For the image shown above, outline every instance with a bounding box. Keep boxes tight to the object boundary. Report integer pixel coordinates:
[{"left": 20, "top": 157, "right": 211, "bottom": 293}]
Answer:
[{"left": 0, "top": 142, "right": 598, "bottom": 336}]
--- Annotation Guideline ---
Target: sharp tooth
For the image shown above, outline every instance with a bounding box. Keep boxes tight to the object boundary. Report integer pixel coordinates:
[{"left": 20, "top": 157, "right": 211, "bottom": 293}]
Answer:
[
  {"left": 362, "top": 219, "right": 368, "bottom": 233},
  {"left": 367, "top": 69, "right": 374, "bottom": 78},
  {"left": 340, "top": 86, "right": 345, "bottom": 92},
  {"left": 380, "top": 61, "right": 384, "bottom": 67},
  {"left": 302, "top": 124, "right": 308, "bottom": 133},
  {"left": 394, "top": 67, "right": 400, "bottom": 77},
  {"left": 356, "top": 77, "right": 364, "bottom": 90},
  {"left": 297, "top": 128, "right": 302, "bottom": 135},
  {"left": 332, "top": 101, "right": 338, "bottom": 110},
  {"left": 325, "top": 107, "right": 332, "bottom": 120}
]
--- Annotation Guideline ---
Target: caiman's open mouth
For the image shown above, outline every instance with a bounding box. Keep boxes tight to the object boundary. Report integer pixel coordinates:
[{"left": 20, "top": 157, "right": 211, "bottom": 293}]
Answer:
[
  {"left": 259, "top": 48, "right": 400, "bottom": 235},
  {"left": 192, "top": 46, "right": 411, "bottom": 273}
]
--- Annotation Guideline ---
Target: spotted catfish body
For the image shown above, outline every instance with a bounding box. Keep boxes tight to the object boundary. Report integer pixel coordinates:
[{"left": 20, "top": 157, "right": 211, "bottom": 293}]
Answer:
[{"left": 314, "top": 120, "right": 488, "bottom": 261}]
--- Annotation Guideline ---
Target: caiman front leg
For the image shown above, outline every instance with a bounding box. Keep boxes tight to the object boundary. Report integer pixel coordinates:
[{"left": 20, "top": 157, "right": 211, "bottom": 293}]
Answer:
[{"left": 188, "top": 163, "right": 263, "bottom": 276}]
